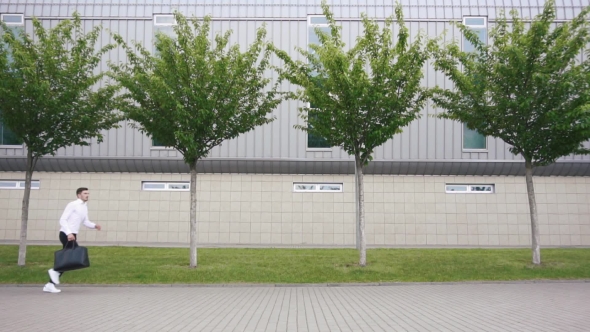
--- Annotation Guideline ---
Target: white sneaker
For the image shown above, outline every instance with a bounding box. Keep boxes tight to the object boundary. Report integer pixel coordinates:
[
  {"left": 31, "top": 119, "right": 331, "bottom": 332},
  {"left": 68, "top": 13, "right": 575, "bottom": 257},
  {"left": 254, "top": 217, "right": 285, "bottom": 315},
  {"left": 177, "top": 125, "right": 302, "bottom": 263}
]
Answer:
[
  {"left": 43, "top": 283, "right": 61, "bottom": 293},
  {"left": 48, "top": 269, "right": 60, "bottom": 285}
]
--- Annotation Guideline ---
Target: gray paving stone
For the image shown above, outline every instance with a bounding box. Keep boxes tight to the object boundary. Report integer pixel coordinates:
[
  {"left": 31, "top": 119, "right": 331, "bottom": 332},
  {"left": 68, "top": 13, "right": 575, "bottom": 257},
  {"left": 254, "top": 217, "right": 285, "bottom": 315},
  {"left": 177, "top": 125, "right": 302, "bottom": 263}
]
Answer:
[{"left": 0, "top": 282, "right": 589, "bottom": 331}]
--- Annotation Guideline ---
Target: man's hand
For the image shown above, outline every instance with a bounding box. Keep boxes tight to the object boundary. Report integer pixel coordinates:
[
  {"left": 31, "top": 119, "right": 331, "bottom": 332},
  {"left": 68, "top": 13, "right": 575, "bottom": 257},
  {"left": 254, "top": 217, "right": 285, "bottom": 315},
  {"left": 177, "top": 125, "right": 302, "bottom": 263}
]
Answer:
[
  {"left": 67, "top": 233, "right": 75, "bottom": 241},
  {"left": 95, "top": 224, "right": 101, "bottom": 231}
]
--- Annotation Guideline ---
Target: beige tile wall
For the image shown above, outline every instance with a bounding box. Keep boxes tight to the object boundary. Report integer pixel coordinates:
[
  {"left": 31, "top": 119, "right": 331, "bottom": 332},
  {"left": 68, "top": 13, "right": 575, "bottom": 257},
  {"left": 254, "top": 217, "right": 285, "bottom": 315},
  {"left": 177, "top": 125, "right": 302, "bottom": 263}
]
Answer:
[{"left": 1, "top": 172, "right": 589, "bottom": 246}]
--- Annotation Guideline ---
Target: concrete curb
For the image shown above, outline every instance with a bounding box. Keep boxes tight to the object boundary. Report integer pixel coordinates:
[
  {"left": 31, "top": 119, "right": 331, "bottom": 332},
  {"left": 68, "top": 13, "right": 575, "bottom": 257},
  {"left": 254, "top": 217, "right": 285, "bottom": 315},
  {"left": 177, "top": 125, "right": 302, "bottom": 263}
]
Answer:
[
  {"left": 3, "top": 240, "right": 590, "bottom": 249},
  {"left": 2, "top": 279, "right": 590, "bottom": 288}
]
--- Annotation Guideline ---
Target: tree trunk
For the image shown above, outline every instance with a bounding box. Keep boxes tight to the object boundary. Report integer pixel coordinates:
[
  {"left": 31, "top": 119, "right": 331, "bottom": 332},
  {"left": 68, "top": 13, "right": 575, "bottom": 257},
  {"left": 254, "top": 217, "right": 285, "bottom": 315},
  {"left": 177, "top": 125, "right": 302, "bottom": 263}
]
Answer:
[
  {"left": 355, "top": 160, "right": 360, "bottom": 250},
  {"left": 356, "top": 157, "right": 367, "bottom": 267},
  {"left": 525, "top": 160, "right": 541, "bottom": 265},
  {"left": 18, "top": 150, "right": 35, "bottom": 266},
  {"left": 189, "top": 160, "right": 198, "bottom": 268}
]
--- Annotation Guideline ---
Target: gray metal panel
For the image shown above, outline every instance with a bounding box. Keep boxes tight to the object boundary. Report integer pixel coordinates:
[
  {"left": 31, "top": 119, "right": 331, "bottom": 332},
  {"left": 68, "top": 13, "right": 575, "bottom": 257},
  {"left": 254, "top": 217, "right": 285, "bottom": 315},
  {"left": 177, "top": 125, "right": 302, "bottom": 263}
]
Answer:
[
  {"left": 409, "top": 24, "right": 421, "bottom": 160},
  {"left": 7, "top": 1, "right": 586, "bottom": 20},
  {"left": 426, "top": 0, "right": 437, "bottom": 19},
  {"left": 1, "top": 0, "right": 588, "bottom": 166}
]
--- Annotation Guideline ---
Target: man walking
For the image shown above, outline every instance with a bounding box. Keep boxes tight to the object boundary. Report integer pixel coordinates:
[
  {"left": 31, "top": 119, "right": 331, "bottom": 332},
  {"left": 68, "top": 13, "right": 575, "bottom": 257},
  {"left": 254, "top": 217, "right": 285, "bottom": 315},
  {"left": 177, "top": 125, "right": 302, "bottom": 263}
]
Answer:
[{"left": 44, "top": 187, "right": 101, "bottom": 293}]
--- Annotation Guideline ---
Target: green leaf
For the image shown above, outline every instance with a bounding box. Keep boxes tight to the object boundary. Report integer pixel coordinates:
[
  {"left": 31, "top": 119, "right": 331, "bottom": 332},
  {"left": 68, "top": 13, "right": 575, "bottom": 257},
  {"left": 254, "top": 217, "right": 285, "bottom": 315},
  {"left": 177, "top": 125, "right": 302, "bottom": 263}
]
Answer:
[
  {"left": 0, "top": 12, "right": 121, "bottom": 158},
  {"left": 274, "top": 1, "right": 431, "bottom": 165},
  {"left": 110, "top": 12, "right": 286, "bottom": 165},
  {"left": 431, "top": 0, "right": 590, "bottom": 166}
]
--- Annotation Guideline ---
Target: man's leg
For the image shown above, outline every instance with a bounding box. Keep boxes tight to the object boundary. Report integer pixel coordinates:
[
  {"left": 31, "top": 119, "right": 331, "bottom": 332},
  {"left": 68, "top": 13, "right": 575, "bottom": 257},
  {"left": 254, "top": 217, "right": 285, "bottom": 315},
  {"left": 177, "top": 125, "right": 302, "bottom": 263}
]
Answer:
[
  {"left": 58, "top": 233, "right": 77, "bottom": 279},
  {"left": 45, "top": 232, "right": 69, "bottom": 293},
  {"left": 50, "top": 232, "right": 77, "bottom": 283}
]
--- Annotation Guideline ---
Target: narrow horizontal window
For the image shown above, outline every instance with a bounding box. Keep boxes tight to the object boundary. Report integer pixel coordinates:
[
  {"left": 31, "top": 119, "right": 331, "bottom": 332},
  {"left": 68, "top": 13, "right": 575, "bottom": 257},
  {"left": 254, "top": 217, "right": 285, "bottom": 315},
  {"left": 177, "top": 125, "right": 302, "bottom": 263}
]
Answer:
[
  {"left": 168, "top": 183, "right": 189, "bottom": 190},
  {"left": 294, "top": 184, "right": 316, "bottom": 191},
  {"left": 0, "top": 180, "right": 40, "bottom": 189},
  {"left": 142, "top": 181, "right": 190, "bottom": 191},
  {"left": 470, "top": 185, "right": 494, "bottom": 193},
  {"left": 309, "top": 16, "right": 329, "bottom": 25},
  {"left": 154, "top": 15, "right": 176, "bottom": 26},
  {"left": 445, "top": 185, "right": 468, "bottom": 192},
  {"left": 1, "top": 14, "right": 24, "bottom": 25},
  {"left": 294, "top": 183, "right": 342, "bottom": 193},
  {"left": 446, "top": 184, "right": 494, "bottom": 194},
  {"left": 319, "top": 184, "right": 342, "bottom": 191},
  {"left": 19, "top": 181, "right": 39, "bottom": 188},
  {"left": 142, "top": 182, "right": 166, "bottom": 190},
  {"left": 463, "top": 17, "right": 486, "bottom": 27},
  {"left": 0, "top": 181, "right": 17, "bottom": 189}
]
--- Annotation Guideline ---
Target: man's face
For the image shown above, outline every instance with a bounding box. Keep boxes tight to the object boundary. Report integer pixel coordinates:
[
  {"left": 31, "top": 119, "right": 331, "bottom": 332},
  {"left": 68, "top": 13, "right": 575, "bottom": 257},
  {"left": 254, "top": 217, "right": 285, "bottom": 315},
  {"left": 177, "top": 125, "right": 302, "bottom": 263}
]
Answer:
[{"left": 77, "top": 190, "right": 89, "bottom": 202}]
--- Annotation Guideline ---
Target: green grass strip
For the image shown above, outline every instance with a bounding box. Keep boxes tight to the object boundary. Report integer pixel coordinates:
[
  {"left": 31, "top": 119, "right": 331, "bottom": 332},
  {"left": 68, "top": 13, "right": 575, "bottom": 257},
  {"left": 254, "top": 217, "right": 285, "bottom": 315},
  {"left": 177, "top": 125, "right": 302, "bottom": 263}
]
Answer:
[{"left": 1, "top": 246, "right": 589, "bottom": 284}]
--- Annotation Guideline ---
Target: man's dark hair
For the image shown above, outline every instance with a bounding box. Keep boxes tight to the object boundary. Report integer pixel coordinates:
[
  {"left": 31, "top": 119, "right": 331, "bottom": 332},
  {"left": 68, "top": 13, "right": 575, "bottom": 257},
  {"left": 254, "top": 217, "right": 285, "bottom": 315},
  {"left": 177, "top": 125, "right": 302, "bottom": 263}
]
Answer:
[{"left": 76, "top": 187, "right": 89, "bottom": 195}]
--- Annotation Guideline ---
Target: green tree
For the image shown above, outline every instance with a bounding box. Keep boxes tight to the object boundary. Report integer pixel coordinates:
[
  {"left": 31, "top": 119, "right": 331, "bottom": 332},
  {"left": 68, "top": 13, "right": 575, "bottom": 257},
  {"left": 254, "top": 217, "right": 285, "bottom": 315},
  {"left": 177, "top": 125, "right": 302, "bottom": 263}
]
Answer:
[
  {"left": 273, "top": 2, "right": 432, "bottom": 266},
  {"left": 430, "top": 0, "right": 590, "bottom": 264},
  {"left": 110, "top": 12, "right": 285, "bottom": 268},
  {"left": 0, "top": 14, "right": 121, "bottom": 266}
]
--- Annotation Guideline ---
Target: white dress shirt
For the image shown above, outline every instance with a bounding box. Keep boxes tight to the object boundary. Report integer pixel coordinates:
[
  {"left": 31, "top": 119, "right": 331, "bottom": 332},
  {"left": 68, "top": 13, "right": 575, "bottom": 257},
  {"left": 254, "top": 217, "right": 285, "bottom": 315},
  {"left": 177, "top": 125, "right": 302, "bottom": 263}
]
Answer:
[{"left": 59, "top": 199, "right": 96, "bottom": 235}]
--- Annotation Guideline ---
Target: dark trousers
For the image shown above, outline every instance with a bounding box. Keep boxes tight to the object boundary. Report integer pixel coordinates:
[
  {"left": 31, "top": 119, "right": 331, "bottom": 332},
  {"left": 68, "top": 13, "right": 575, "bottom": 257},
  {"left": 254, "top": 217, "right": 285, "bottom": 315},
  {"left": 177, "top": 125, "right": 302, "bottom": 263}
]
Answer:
[{"left": 49, "top": 232, "right": 77, "bottom": 284}]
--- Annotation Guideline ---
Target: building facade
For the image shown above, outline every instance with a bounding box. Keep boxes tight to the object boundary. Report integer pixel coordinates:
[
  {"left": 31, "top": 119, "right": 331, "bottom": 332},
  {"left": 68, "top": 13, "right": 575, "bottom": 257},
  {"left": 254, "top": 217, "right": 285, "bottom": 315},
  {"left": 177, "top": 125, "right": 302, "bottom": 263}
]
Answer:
[{"left": 1, "top": 0, "right": 589, "bottom": 247}]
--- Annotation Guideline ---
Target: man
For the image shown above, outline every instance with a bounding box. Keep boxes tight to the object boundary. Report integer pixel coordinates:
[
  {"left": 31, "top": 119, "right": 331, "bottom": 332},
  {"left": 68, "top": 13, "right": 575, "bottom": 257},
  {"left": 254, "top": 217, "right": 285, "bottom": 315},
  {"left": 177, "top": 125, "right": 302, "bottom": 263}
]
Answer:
[{"left": 44, "top": 187, "right": 101, "bottom": 293}]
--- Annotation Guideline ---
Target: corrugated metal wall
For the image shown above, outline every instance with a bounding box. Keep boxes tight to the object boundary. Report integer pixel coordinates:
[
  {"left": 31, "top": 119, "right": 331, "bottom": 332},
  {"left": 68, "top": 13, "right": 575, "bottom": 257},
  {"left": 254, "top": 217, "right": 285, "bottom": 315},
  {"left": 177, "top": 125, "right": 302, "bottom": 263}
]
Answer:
[
  {"left": 1, "top": 0, "right": 589, "bottom": 164},
  {"left": 2, "top": 0, "right": 588, "bottom": 20}
]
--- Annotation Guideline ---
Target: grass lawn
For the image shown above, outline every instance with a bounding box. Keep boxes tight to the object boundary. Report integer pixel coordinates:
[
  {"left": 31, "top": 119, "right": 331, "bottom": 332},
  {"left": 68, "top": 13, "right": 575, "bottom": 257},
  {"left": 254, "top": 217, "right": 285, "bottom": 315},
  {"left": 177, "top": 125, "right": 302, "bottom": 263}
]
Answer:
[{"left": 1, "top": 245, "right": 589, "bottom": 284}]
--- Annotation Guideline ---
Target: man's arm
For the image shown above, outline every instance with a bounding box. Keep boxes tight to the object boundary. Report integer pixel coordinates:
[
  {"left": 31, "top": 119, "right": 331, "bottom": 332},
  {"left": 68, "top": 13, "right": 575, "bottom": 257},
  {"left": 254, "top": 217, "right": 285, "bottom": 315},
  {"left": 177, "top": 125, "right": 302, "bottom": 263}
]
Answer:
[{"left": 83, "top": 215, "right": 100, "bottom": 230}]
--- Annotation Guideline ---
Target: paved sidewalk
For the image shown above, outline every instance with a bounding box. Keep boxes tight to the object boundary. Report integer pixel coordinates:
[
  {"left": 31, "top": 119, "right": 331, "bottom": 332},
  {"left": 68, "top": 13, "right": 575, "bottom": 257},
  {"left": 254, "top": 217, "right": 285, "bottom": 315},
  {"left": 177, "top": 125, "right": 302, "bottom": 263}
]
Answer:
[{"left": 1, "top": 282, "right": 589, "bottom": 332}]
